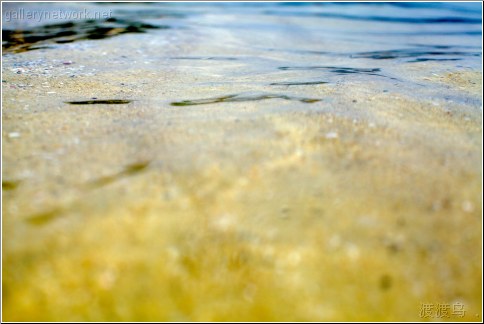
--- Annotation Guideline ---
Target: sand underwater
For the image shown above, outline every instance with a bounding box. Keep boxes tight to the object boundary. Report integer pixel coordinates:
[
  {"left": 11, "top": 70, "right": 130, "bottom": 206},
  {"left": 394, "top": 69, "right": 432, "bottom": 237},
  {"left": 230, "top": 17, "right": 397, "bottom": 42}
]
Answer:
[{"left": 2, "top": 2, "right": 483, "bottom": 321}]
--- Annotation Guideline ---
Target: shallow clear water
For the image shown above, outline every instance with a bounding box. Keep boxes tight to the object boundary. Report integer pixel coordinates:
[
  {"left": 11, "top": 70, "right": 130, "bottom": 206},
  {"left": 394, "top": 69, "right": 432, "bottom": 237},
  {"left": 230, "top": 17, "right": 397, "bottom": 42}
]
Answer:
[
  {"left": 2, "top": 2, "right": 483, "bottom": 322},
  {"left": 3, "top": 3, "right": 482, "bottom": 64},
  {"left": 3, "top": 3, "right": 482, "bottom": 99}
]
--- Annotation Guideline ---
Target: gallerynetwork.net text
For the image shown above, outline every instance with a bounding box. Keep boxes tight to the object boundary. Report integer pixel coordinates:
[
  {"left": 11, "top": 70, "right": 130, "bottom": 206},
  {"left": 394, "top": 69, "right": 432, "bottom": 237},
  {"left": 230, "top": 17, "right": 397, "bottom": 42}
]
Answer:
[{"left": 4, "top": 9, "right": 112, "bottom": 22}]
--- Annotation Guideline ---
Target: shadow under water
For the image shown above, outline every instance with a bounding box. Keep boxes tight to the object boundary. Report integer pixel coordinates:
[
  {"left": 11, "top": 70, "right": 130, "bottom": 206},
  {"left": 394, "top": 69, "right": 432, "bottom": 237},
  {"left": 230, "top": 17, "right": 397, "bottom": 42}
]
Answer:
[
  {"left": 26, "top": 207, "right": 65, "bottom": 226},
  {"left": 25, "top": 161, "right": 151, "bottom": 226},
  {"left": 66, "top": 99, "right": 132, "bottom": 105},
  {"left": 170, "top": 56, "right": 239, "bottom": 61},
  {"left": 2, "top": 17, "right": 167, "bottom": 53},
  {"left": 88, "top": 161, "right": 151, "bottom": 188},
  {"left": 270, "top": 81, "right": 329, "bottom": 86},
  {"left": 171, "top": 93, "right": 321, "bottom": 106}
]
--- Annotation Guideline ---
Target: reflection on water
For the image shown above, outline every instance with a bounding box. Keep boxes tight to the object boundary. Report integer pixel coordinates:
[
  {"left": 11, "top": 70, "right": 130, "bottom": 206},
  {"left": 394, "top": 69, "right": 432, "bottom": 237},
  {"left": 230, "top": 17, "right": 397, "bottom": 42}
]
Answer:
[
  {"left": 263, "top": 9, "right": 482, "bottom": 24},
  {"left": 351, "top": 47, "right": 480, "bottom": 60},
  {"left": 2, "top": 17, "right": 166, "bottom": 53}
]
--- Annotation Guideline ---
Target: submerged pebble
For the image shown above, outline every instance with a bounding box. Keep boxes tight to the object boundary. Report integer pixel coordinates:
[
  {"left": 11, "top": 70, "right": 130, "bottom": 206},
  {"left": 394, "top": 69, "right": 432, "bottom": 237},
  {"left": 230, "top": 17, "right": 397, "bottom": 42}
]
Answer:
[
  {"left": 461, "top": 201, "right": 475, "bottom": 213},
  {"left": 325, "top": 132, "right": 339, "bottom": 139},
  {"left": 7, "top": 132, "right": 21, "bottom": 138}
]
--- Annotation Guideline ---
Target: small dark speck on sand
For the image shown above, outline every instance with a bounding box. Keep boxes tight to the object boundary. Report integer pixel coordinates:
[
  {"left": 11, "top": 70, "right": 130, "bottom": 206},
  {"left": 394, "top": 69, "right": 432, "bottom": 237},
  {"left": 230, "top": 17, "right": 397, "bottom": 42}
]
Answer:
[
  {"left": 379, "top": 274, "right": 393, "bottom": 291},
  {"left": 2, "top": 180, "right": 19, "bottom": 190}
]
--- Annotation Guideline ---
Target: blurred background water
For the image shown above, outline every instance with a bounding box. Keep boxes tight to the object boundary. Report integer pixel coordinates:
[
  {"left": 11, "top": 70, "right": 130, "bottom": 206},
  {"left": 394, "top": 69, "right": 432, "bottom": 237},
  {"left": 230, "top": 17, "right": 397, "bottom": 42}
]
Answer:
[
  {"left": 3, "top": 2, "right": 481, "bottom": 107},
  {"left": 3, "top": 2, "right": 482, "bottom": 60}
]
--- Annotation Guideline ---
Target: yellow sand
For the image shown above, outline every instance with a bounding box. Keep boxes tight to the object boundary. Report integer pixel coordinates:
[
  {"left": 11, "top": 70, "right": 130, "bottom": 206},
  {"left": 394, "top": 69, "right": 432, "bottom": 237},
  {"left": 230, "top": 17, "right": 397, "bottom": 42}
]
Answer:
[{"left": 2, "top": 46, "right": 482, "bottom": 321}]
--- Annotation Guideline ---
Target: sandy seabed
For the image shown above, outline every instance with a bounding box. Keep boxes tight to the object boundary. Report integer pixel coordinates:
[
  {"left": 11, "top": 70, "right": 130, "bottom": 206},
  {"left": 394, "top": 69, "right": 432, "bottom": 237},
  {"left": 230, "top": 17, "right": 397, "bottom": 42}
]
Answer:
[{"left": 2, "top": 4, "right": 483, "bottom": 321}]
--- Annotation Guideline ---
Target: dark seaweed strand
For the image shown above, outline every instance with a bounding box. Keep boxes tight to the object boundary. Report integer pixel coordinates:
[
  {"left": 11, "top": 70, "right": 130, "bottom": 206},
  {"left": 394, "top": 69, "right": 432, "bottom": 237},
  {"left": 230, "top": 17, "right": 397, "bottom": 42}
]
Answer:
[{"left": 66, "top": 99, "right": 132, "bottom": 105}]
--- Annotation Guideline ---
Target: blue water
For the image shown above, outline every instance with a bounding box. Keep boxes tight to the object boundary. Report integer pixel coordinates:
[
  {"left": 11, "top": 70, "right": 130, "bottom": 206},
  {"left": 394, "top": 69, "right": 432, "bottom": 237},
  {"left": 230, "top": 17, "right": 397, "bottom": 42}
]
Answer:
[
  {"left": 2, "top": 2, "right": 482, "bottom": 106},
  {"left": 116, "top": 2, "right": 483, "bottom": 62},
  {"left": 3, "top": 2, "right": 482, "bottom": 59}
]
